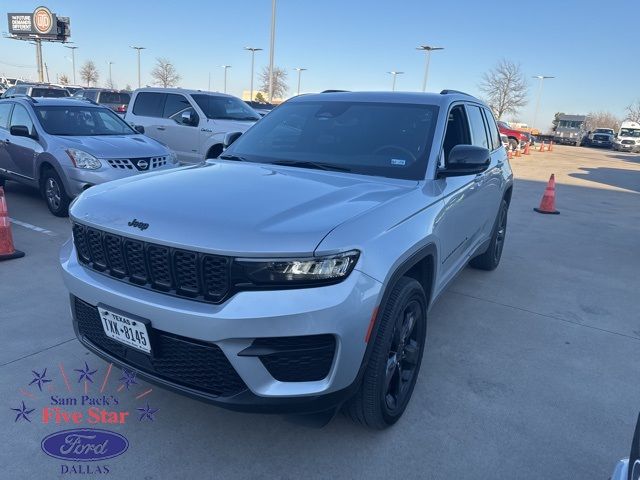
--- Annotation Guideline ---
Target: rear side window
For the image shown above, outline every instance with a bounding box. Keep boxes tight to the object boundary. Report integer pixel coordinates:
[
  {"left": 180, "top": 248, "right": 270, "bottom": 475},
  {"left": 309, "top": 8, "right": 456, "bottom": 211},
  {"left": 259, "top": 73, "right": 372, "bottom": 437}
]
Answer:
[
  {"left": 99, "top": 92, "right": 130, "bottom": 104},
  {"left": 163, "top": 94, "right": 191, "bottom": 118},
  {"left": 31, "top": 88, "right": 69, "bottom": 98},
  {"left": 83, "top": 90, "right": 98, "bottom": 101},
  {"left": 466, "top": 105, "right": 489, "bottom": 149},
  {"left": 0, "top": 103, "right": 12, "bottom": 129},
  {"left": 132, "top": 92, "right": 165, "bottom": 117},
  {"left": 482, "top": 108, "right": 502, "bottom": 150},
  {"left": 14, "top": 86, "right": 27, "bottom": 94}
]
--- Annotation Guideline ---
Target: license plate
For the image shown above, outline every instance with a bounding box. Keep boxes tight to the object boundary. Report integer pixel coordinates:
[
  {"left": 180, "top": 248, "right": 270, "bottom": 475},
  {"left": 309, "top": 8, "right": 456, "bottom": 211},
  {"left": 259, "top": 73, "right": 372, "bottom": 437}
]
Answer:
[{"left": 98, "top": 306, "right": 151, "bottom": 353}]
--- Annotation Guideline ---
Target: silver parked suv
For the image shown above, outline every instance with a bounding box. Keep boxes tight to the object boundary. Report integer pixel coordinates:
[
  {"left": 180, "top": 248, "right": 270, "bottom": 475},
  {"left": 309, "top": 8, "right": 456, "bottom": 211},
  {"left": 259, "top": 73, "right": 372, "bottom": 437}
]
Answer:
[
  {"left": 0, "top": 97, "right": 178, "bottom": 216},
  {"left": 61, "top": 90, "right": 513, "bottom": 428}
]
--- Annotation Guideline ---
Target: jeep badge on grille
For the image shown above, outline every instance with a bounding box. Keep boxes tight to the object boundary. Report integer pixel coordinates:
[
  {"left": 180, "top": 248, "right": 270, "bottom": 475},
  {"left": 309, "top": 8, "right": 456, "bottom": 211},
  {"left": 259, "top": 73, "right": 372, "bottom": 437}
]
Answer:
[{"left": 128, "top": 219, "right": 149, "bottom": 231}]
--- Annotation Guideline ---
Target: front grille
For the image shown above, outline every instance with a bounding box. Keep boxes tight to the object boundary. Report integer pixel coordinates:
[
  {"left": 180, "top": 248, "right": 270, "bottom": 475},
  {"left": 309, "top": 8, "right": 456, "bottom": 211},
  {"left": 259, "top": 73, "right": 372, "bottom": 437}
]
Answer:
[
  {"left": 72, "top": 223, "right": 230, "bottom": 304},
  {"left": 74, "top": 297, "right": 247, "bottom": 397},
  {"left": 622, "top": 140, "right": 635, "bottom": 145},
  {"left": 107, "top": 157, "right": 167, "bottom": 171},
  {"left": 253, "top": 335, "right": 336, "bottom": 382},
  {"left": 593, "top": 135, "right": 609, "bottom": 141}
]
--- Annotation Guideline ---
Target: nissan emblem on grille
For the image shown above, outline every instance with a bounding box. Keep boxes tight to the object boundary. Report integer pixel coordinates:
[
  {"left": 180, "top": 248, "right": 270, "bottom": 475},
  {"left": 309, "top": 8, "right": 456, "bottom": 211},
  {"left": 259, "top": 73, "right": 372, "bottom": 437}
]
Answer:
[{"left": 137, "top": 160, "right": 148, "bottom": 170}]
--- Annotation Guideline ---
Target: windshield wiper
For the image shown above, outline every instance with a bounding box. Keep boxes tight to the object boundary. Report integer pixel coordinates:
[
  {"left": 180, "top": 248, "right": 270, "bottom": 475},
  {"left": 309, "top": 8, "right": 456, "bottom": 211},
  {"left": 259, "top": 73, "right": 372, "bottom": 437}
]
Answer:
[
  {"left": 218, "top": 154, "right": 250, "bottom": 162},
  {"left": 270, "top": 160, "right": 351, "bottom": 172}
]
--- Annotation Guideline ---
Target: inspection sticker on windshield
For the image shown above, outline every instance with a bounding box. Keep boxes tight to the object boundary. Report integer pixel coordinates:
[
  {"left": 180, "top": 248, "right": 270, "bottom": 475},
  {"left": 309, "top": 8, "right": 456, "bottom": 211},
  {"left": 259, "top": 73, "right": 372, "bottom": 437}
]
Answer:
[{"left": 391, "top": 158, "right": 406, "bottom": 166}]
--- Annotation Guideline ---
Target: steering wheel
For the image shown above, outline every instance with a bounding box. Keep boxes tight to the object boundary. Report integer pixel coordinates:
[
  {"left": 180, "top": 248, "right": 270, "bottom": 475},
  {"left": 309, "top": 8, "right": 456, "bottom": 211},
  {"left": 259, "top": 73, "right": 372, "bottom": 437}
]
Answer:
[{"left": 373, "top": 145, "right": 417, "bottom": 163}]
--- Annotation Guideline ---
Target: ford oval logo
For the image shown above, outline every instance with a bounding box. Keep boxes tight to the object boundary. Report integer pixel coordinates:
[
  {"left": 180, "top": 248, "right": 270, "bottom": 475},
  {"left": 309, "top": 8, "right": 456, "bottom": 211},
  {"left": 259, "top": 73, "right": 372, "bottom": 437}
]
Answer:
[
  {"left": 137, "top": 160, "right": 148, "bottom": 170},
  {"left": 41, "top": 428, "right": 128, "bottom": 462}
]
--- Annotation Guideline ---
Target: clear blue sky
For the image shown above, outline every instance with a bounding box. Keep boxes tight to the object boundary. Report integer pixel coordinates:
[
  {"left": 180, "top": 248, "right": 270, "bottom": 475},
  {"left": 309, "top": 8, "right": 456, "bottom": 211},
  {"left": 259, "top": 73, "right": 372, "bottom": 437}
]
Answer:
[{"left": 1, "top": 0, "right": 638, "bottom": 130}]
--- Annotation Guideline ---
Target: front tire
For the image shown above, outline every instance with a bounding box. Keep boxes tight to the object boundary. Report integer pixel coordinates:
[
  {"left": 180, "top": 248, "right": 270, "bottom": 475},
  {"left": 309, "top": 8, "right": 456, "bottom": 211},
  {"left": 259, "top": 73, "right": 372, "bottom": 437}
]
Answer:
[
  {"left": 344, "top": 277, "right": 427, "bottom": 429},
  {"left": 470, "top": 199, "right": 508, "bottom": 271},
  {"left": 40, "top": 167, "right": 70, "bottom": 217}
]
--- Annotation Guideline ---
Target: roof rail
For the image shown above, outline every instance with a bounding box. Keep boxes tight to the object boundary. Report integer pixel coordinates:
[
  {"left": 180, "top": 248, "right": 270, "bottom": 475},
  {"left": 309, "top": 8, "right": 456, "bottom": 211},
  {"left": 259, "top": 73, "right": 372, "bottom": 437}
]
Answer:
[
  {"left": 321, "top": 89, "right": 350, "bottom": 93},
  {"left": 440, "top": 89, "right": 472, "bottom": 96},
  {"left": 3, "top": 94, "right": 38, "bottom": 103}
]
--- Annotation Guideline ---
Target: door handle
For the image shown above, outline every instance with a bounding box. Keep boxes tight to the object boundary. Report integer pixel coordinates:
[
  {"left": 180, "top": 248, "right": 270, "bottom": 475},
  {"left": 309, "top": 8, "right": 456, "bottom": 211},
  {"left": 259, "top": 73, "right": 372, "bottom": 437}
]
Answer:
[{"left": 156, "top": 127, "right": 165, "bottom": 131}]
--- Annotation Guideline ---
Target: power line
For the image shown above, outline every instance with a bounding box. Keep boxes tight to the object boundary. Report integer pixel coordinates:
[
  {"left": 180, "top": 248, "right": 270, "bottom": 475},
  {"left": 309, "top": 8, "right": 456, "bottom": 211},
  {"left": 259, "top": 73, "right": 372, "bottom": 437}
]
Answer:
[{"left": 0, "top": 60, "right": 36, "bottom": 69}]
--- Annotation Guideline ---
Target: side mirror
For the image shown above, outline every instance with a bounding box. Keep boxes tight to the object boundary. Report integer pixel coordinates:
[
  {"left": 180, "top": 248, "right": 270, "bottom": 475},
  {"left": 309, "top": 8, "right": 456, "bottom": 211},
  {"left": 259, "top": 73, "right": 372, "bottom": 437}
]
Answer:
[
  {"left": 134, "top": 125, "right": 145, "bottom": 134},
  {"left": 223, "top": 131, "right": 243, "bottom": 149},
  {"left": 438, "top": 145, "right": 490, "bottom": 178},
  {"left": 180, "top": 110, "right": 195, "bottom": 126},
  {"left": 10, "top": 125, "right": 35, "bottom": 139}
]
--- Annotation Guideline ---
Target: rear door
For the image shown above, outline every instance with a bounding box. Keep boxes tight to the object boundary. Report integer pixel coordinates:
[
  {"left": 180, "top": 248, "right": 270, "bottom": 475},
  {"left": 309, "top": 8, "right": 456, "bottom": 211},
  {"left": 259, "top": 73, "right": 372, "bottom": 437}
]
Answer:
[
  {"left": 128, "top": 92, "right": 169, "bottom": 143},
  {"left": 161, "top": 93, "right": 200, "bottom": 163}
]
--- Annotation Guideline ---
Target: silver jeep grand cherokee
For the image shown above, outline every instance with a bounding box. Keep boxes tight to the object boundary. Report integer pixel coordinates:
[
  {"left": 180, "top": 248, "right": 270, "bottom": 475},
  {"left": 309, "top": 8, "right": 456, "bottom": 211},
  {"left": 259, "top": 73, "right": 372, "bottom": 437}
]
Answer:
[{"left": 61, "top": 90, "right": 513, "bottom": 429}]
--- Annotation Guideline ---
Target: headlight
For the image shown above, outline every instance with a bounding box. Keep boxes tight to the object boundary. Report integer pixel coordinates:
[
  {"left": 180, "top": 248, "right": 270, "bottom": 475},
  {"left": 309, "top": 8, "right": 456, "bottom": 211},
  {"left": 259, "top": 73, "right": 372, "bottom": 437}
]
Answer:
[
  {"left": 168, "top": 151, "right": 178, "bottom": 164},
  {"left": 66, "top": 149, "right": 102, "bottom": 170},
  {"left": 235, "top": 250, "right": 360, "bottom": 286}
]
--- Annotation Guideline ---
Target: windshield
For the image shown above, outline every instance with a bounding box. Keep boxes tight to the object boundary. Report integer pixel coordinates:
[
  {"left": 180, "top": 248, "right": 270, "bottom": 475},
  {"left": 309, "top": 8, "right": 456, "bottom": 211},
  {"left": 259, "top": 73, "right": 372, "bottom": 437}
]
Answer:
[
  {"left": 225, "top": 100, "right": 439, "bottom": 181},
  {"left": 99, "top": 92, "right": 131, "bottom": 104},
  {"left": 34, "top": 105, "right": 137, "bottom": 136},
  {"left": 594, "top": 129, "right": 613, "bottom": 134},
  {"left": 31, "top": 88, "right": 70, "bottom": 98},
  {"left": 620, "top": 128, "right": 640, "bottom": 137},
  {"left": 192, "top": 94, "right": 260, "bottom": 121}
]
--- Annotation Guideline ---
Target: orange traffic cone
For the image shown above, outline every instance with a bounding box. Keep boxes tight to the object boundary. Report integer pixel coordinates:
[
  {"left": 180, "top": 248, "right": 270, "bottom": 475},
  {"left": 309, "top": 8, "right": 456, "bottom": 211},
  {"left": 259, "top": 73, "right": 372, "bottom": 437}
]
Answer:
[
  {"left": 539, "top": 142, "right": 545, "bottom": 152},
  {"left": 533, "top": 174, "right": 560, "bottom": 215},
  {"left": 508, "top": 148, "right": 513, "bottom": 159},
  {"left": 0, "top": 187, "right": 25, "bottom": 261},
  {"left": 524, "top": 143, "right": 530, "bottom": 155},
  {"left": 549, "top": 141, "right": 554, "bottom": 152}
]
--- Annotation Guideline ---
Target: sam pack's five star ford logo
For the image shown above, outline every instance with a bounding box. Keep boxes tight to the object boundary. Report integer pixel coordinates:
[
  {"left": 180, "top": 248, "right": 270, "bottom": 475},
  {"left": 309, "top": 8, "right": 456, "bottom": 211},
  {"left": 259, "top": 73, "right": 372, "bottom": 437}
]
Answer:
[{"left": 9, "top": 361, "right": 160, "bottom": 476}]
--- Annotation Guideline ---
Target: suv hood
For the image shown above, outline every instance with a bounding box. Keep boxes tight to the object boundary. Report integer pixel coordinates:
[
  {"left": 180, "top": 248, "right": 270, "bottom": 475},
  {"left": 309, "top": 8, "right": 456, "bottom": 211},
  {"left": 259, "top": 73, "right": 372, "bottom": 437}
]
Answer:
[
  {"left": 71, "top": 161, "right": 415, "bottom": 256},
  {"left": 54, "top": 134, "right": 169, "bottom": 158}
]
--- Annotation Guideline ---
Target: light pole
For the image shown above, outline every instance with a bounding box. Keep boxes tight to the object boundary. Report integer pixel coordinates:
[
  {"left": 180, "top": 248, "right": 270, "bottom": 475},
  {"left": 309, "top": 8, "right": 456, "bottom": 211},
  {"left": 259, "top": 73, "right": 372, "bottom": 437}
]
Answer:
[
  {"left": 64, "top": 45, "right": 78, "bottom": 84},
  {"left": 244, "top": 47, "right": 262, "bottom": 100},
  {"left": 294, "top": 67, "right": 306, "bottom": 96},
  {"left": 268, "top": 0, "right": 277, "bottom": 102},
  {"left": 532, "top": 75, "right": 554, "bottom": 132},
  {"left": 221, "top": 65, "right": 231, "bottom": 93},
  {"left": 416, "top": 45, "right": 444, "bottom": 92},
  {"left": 387, "top": 71, "right": 404, "bottom": 91},
  {"left": 107, "top": 61, "right": 114, "bottom": 87},
  {"left": 130, "top": 46, "right": 145, "bottom": 88}
]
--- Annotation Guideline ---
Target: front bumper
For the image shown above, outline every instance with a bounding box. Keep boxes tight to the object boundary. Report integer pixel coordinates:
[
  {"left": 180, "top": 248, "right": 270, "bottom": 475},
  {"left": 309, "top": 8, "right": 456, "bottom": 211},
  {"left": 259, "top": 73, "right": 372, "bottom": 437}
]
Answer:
[
  {"left": 61, "top": 162, "right": 177, "bottom": 197},
  {"left": 614, "top": 143, "right": 638, "bottom": 152},
  {"left": 60, "top": 240, "right": 382, "bottom": 413},
  {"left": 554, "top": 137, "right": 578, "bottom": 145}
]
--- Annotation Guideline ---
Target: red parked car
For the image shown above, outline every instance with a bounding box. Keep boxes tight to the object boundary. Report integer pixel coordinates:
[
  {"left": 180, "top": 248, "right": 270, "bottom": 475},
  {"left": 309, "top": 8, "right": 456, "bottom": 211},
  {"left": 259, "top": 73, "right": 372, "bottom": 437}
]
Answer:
[{"left": 497, "top": 121, "right": 529, "bottom": 150}]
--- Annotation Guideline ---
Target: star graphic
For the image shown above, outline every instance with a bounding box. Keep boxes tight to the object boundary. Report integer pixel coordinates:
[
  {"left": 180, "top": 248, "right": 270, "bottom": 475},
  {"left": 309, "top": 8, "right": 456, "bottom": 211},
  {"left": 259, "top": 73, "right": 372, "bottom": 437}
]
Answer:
[
  {"left": 29, "top": 368, "right": 52, "bottom": 391},
  {"left": 74, "top": 362, "right": 98, "bottom": 383},
  {"left": 136, "top": 403, "right": 159, "bottom": 422},
  {"left": 11, "top": 401, "right": 35, "bottom": 423},
  {"left": 119, "top": 369, "right": 138, "bottom": 390}
]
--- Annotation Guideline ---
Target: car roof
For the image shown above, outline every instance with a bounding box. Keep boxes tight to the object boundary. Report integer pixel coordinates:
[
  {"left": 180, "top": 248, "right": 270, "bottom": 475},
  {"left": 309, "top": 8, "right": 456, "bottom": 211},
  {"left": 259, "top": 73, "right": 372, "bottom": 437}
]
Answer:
[
  {"left": 132, "top": 87, "right": 237, "bottom": 99},
  {"left": 287, "top": 90, "right": 484, "bottom": 107},
  {"left": 0, "top": 97, "right": 108, "bottom": 108}
]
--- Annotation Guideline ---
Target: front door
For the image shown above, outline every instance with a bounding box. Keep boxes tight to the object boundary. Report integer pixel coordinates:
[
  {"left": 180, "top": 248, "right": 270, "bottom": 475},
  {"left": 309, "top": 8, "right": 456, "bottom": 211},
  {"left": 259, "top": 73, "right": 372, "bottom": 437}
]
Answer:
[{"left": 6, "top": 103, "right": 40, "bottom": 180}]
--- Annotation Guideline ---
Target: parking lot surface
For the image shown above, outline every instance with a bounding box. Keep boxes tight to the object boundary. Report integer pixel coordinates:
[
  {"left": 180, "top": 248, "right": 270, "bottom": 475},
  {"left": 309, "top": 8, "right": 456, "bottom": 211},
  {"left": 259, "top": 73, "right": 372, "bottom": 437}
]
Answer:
[{"left": 1, "top": 145, "right": 639, "bottom": 479}]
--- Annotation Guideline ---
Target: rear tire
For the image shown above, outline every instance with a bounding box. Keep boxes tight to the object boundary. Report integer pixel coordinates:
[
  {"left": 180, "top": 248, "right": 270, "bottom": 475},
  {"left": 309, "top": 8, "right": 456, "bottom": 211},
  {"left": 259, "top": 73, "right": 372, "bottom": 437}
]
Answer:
[
  {"left": 40, "top": 167, "right": 70, "bottom": 217},
  {"left": 344, "top": 277, "right": 427, "bottom": 429},
  {"left": 470, "top": 199, "right": 508, "bottom": 271}
]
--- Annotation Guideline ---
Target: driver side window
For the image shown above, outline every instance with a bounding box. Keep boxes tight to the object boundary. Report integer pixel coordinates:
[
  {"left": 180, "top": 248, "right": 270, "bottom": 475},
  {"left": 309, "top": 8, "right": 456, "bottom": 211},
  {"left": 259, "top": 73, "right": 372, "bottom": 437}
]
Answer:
[
  {"left": 10, "top": 104, "right": 34, "bottom": 135},
  {"left": 441, "top": 105, "right": 471, "bottom": 165}
]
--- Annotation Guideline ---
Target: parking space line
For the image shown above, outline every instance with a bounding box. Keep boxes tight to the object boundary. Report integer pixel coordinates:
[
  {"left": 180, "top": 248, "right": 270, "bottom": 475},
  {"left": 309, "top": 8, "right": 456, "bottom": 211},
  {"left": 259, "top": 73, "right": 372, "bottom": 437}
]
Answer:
[{"left": 9, "top": 217, "right": 58, "bottom": 236}]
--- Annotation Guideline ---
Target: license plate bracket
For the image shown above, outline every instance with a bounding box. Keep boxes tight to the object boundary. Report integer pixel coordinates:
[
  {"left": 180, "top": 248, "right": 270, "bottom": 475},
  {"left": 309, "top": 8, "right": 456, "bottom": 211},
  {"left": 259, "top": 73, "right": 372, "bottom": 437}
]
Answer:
[{"left": 98, "top": 305, "right": 152, "bottom": 354}]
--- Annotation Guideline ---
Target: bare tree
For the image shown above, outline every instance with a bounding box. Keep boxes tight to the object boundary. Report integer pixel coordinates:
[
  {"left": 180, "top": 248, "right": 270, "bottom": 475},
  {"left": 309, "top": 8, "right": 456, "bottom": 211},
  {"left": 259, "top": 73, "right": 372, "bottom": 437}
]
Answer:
[
  {"left": 625, "top": 100, "right": 640, "bottom": 123},
  {"left": 124, "top": 83, "right": 132, "bottom": 91},
  {"left": 479, "top": 59, "right": 528, "bottom": 120},
  {"left": 151, "top": 58, "right": 181, "bottom": 88},
  {"left": 58, "top": 74, "right": 70, "bottom": 85},
  {"left": 254, "top": 92, "right": 267, "bottom": 103},
  {"left": 80, "top": 60, "right": 99, "bottom": 87},
  {"left": 105, "top": 78, "right": 116, "bottom": 89},
  {"left": 259, "top": 66, "right": 288, "bottom": 100},
  {"left": 584, "top": 111, "right": 620, "bottom": 132}
]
